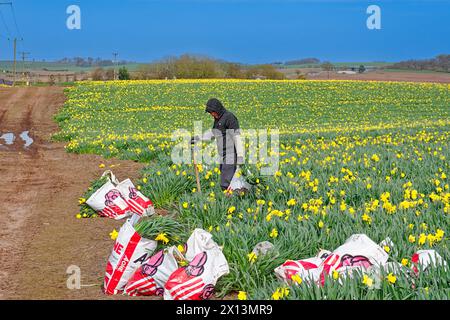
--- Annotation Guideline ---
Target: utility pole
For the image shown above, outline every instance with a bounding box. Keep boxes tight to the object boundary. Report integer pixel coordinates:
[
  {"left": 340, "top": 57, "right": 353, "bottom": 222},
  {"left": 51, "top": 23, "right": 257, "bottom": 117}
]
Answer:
[
  {"left": 112, "top": 52, "right": 118, "bottom": 80},
  {"left": 20, "top": 51, "right": 30, "bottom": 70},
  {"left": 8, "top": 37, "right": 23, "bottom": 86},
  {"left": 19, "top": 51, "right": 30, "bottom": 84}
]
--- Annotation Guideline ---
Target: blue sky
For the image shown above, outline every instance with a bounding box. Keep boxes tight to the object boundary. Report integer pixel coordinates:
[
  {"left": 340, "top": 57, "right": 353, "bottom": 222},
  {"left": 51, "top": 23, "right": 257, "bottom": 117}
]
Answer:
[{"left": 0, "top": 0, "right": 449, "bottom": 63}]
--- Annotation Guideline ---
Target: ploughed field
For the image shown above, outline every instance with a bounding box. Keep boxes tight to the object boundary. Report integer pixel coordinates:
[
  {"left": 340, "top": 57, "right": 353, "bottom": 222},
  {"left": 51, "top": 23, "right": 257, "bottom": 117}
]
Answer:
[{"left": 55, "top": 80, "right": 450, "bottom": 299}]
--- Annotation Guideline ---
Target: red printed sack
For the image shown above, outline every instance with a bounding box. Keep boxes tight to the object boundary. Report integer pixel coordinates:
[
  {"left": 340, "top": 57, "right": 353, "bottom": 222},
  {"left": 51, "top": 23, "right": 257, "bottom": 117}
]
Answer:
[
  {"left": 86, "top": 171, "right": 155, "bottom": 220},
  {"left": 163, "top": 229, "right": 229, "bottom": 300},
  {"left": 124, "top": 247, "right": 180, "bottom": 297},
  {"left": 103, "top": 219, "right": 157, "bottom": 295}
]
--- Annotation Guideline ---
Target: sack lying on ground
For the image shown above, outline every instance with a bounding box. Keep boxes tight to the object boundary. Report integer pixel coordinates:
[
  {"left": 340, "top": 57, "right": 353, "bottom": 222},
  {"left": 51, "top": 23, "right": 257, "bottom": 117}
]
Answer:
[
  {"left": 275, "top": 234, "right": 390, "bottom": 286},
  {"left": 104, "top": 219, "right": 157, "bottom": 295},
  {"left": 86, "top": 171, "right": 155, "bottom": 220},
  {"left": 411, "top": 250, "right": 448, "bottom": 274},
  {"left": 124, "top": 247, "right": 181, "bottom": 297},
  {"left": 275, "top": 250, "right": 330, "bottom": 284},
  {"left": 276, "top": 234, "right": 448, "bottom": 288},
  {"left": 319, "top": 234, "right": 389, "bottom": 285},
  {"left": 164, "top": 229, "right": 229, "bottom": 300}
]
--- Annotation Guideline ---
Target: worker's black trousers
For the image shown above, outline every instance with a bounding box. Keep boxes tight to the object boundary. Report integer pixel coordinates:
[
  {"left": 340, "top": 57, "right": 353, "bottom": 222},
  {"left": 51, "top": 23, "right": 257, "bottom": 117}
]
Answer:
[{"left": 220, "top": 163, "right": 237, "bottom": 190}]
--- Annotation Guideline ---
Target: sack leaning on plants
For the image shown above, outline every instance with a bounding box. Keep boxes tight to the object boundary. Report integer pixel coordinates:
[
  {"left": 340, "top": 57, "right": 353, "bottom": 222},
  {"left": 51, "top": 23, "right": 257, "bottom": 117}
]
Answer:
[
  {"left": 104, "top": 217, "right": 158, "bottom": 295},
  {"left": 163, "top": 228, "right": 230, "bottom": 300},
  {"left": 104, "top": 214, "right": 230, "bottom": 300},
  {"left": 83, "top": 170, "right": 155, "bottom": 219},
  {"left": 104, "top": 214, "right": 183, "bottom": 295}
]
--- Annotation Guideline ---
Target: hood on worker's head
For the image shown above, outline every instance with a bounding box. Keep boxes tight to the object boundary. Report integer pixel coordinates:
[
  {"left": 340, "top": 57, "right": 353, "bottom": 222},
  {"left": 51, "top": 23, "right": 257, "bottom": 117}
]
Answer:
[{"left": 205, "top": 98, "right": 226, "bottom": 117}]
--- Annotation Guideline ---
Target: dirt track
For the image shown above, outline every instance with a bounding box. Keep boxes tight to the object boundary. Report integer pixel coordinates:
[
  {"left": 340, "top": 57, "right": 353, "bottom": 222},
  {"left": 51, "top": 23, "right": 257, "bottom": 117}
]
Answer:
[{"left": 0, "top": 87, "right": 144, "bottom": 299}]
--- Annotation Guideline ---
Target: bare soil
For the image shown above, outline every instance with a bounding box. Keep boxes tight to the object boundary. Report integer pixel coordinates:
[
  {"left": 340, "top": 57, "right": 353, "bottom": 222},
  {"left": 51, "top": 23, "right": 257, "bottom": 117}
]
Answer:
[
  {"left": 0, "top": 86, "right": 146, "bottom": 299},
  {"left": 281, "top": 68, "right": 450, "bottom": 83},
  {"left": 311, "top": 71, "right": 450, "bottom": 83}
]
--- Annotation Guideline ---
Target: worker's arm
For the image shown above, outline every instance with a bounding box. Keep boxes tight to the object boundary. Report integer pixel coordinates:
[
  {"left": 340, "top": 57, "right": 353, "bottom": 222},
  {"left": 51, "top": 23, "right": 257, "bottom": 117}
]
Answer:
[
  {"left": 201, "top": 130, "right": 215, "bottom": 141},
  {"left": 191, "top": 130, "right": 215, "bottom": 144}
]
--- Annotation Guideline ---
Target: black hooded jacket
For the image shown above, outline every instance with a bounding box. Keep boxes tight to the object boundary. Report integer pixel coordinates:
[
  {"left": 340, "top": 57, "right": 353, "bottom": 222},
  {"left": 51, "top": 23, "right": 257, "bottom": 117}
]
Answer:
[{"left": 205, "top": 98, "right": 240, "bottom": 160}]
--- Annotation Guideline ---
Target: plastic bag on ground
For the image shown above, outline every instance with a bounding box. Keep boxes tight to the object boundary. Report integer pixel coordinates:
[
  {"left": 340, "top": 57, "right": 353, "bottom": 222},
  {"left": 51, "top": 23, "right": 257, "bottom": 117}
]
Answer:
[
  {"left": 163, "top": 229, "right": 229, "bottom": 300},
  {"left": 124, "top": 246, "right": 181, "bottom": 297},
  {"left": 103, "top": 219, "right": 157, "bottom": 295},
  {"left": 228, "top": 168, "right": 252, "bottom": 193}
]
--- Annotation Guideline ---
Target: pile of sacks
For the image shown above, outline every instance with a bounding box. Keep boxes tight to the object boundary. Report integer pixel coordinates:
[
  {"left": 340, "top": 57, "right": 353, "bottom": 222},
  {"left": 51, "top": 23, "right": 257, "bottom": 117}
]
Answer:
[
  {"left": 103, "top": 222, "right": 229, "bottom": 299},
  {"left": 275, "top": 234, "right": 447, "bottom": 288},
  {"left": 85, "top": 171, "right": 229, "bottom": 300}
]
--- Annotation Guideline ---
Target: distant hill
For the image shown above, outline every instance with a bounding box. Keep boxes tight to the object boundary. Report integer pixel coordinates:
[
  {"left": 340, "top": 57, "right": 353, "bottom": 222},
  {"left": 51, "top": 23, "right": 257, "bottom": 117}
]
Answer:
[
  {"left": 56, "top": 57, "right": 134, "bottom": 68},
  {"left": 279, "top": 61, "right": 393, "bottom": 69},
  {"left": 388, "top": 55, "right": 450, "bottom": 73},
  {"left": 285, "top": 58, "right": 320, "bottom": 65}
]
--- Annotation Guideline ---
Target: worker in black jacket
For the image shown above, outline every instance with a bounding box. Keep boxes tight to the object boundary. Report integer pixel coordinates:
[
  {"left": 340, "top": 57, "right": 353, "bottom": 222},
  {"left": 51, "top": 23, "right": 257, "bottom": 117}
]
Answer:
[{"left": 191, "top": 98, "right": 244, "bottom": 191}]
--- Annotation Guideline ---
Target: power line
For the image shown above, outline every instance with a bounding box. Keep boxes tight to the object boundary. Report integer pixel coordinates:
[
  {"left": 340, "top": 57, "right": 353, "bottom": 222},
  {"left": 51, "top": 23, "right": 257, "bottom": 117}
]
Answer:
[
  {"left": 10, "top": 2, "right": 20, "bottom": 38},
  {"left": 0, "top": 2, "right": 20, "bottom": 85},
  {"left": 0, "top": 5, "right": 12, "bottom": 38},
  {"left": 0, "top": 2, "right": 21, "bottom": 40},
  {"left": 0, "top": 9, "right": 10, "bottom": 36}
]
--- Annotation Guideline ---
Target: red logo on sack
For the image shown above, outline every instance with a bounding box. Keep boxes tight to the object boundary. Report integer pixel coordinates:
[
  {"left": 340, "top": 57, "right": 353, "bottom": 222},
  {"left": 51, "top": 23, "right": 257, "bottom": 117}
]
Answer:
[
  {"left": 114, "top": 242, "right": 124, "bottom": 255},
  {"left": 186, "top": 252, "right": 207, "bottom": 277},
  {"left": 339, "top": 254, "right": 372, "bottom": 269},
  {"left": 281, "top": 260, "right": 319, "bottom": 280},
  {"left": 165, "top": 252, "right": 209, "bottom": 300},
  {"left": 117, "top": 256, "right": 130, "bottom": 272},
  {"left": 124, "top": 250, "right": 166, "bottom": 297},
  {"left": 102, "top": 189, "right": 129, "bottom": 218},
  {"left": 142, "top": 250, "right": 165, "bottom": 276},
  {"left": 126, "top": 186, "right": 153, "bottom": 215},
  {"left": 200, "top": 284, "right": 215, "bottom": 300}
]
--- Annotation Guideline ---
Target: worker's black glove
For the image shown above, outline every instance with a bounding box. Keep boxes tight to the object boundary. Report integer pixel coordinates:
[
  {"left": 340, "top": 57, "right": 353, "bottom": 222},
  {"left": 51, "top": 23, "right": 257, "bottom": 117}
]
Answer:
[
  {"left": 237, "top": 156, "right": 245, "bottom": 165},
  {"left": 190, "top": 135, "right": 200, "bottom": 145}
]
